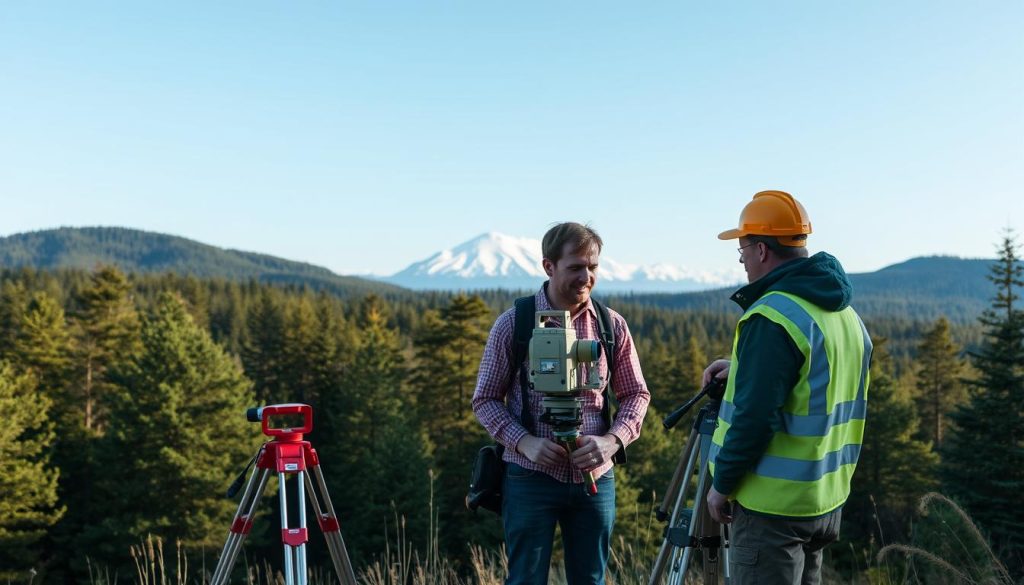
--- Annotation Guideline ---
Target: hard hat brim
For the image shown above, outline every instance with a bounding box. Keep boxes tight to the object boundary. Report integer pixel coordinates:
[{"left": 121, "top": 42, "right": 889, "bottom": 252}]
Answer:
[{"left": 717, "top": 228, "right": 745, "bottom": 241}]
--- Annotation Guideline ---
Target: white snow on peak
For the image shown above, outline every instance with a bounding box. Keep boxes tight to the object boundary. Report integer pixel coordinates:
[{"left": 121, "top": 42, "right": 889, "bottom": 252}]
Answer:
[
  {"left": 387, "top": 232, "right": 744, "bottom": 291},
  {"left": 401, "top": 232, "right": 545, "bottom": 278}
]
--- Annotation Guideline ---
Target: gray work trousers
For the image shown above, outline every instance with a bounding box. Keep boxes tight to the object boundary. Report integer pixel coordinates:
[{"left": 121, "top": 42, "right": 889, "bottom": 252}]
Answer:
[{"left": 728, "top": 504, "right": 842, "bottom": 585}]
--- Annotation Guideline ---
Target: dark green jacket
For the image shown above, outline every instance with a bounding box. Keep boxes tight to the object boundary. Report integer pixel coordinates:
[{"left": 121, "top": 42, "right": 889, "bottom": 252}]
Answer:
[{"left": 711, "top": 252, "right": 854, "bottom": 496}]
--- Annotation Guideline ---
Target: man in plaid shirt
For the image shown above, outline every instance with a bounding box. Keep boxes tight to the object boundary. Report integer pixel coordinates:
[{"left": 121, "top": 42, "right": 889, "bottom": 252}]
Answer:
[{"left": 472, "top": 222, "right": 650, "bottom": 585}]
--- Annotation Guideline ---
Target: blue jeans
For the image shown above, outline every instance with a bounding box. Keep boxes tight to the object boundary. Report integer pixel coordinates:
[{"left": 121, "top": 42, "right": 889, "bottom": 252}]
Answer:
[{"left": 502, "top": 463, "right": 616, "bottom": 585}]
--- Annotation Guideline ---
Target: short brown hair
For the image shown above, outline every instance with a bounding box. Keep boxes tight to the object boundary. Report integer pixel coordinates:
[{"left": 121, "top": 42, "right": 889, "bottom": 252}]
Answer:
[
  {"left": 748, "top": 235, "right": 808, "bottom": 260},
  {"left": 542, "top": 222, "right": 603, "bottom": 263}
]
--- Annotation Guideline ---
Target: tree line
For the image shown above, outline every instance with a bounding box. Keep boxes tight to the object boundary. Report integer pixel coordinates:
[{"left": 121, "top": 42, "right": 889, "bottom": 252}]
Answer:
[{"left": 0, "top": 234, "right": 1021, "bottom": 582}]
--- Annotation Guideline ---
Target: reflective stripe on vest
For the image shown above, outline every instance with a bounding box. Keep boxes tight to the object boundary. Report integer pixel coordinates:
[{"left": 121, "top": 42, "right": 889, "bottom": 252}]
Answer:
[{"left": 709, "top": 291, "right": 872, "bottom": 517}]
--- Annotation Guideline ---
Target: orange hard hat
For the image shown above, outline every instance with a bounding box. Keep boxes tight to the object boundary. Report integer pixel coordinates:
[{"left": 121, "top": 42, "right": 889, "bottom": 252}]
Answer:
[{"left": 718, "top": 190, "right": 812, "bottom": 247}]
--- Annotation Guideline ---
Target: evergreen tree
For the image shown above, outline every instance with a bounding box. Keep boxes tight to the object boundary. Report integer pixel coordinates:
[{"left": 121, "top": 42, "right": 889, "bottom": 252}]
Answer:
[
  {"left": 281, "top": 294, "right": 329, "bottom": 406},
  {"left": 68, "top": 266, "right": 141, "bottom": 433},
  {"left": 913, "top": 317, "right": 966, "bottom": 449},
  {"left": 47, "top": 267, "right": 141, "bottom": 580},
  {"left": 208, "top": 281, "right": 247, "bottom": 353},
  {"left": 0, "top": 362, "right": 63, "bottom": 580},
  {"left": 13, "top": 292, "right": 71, "bottom": 398},
  {"left": 83, "top": 292, "right": 259, "bottom": 570},
  {"left": 844, "top": 338, "right": 937, "bottom": 559},
  {"left": 0, "top": 280, "right": 30, "bottom": 356},
  {"left": 321, "top": 300, "right": 431, "bottom": 565},
  {"left": 242, "top": 289, "right": 288, "bottom": 403},
  {"left": 942, "top": 232, "right": 1024, "bottom": 570},
  {"left": 410, "top": 294, "right": 494, "bottom": 556}
]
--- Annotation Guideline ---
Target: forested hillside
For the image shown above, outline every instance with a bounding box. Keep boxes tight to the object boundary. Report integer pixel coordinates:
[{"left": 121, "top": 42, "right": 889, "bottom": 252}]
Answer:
[
  {"left": 0, "top": 227, "right": 402, "bottom": 298},
  {"left": 0, "top": 236, "right": 1021, "bottom": 583}
]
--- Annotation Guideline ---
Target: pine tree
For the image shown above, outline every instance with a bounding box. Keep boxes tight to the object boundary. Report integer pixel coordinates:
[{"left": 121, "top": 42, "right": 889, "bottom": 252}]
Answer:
[
  {"left": 242, "top": 289, "right": 287, "bottom": 403},
  {"left": 281, "top": 294, "right": 329, "bottom": 406},
  {"left": 45, "top": 267, "right": 141, "bottom": 579},
  {"left": 844, "top": 338, "right": 937, "bottom": 555},
  {"left": 410, "top": 294, "right": 494, "bottom": 556},
  {"left": 69, "top": 266, "right": 141, "bottom": 433},
  {"left": 13, "top": 292, "right": 72, "bottom": 403},
  {"left": 0, "top": 362, "right": 63, "bottom": 580},
  {"left": 913, "top": 317, "right": 966, "bottom": 449},
  {"left": 83, "top": 292, "right": 259, "bottom": 570},
  {"left": 0, "top": 280, "right": 30, "bottom": 356},
  {"left": 411, "top": 295, "right": 492, "bottom": 458},
  {"left": 320, "top": 300, "right": 431, "bottom": 564},
  {"left": 942, "top": 231, "right": 1024, "bottom": 570}
]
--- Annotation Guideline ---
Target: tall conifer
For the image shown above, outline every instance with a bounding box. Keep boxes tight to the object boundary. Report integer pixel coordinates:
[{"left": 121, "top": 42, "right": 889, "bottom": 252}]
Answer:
[
  {"left": 845, "top": 338, "right": 937, "bottom": 557},
  {"left": 69, "top": 266, "right": 141, "bottom": 433},
  {"left": 913, "top": 317, "right": 966, "bottom": 448},
  {"left": 242, "top": 289, "right": 287, "bottom": 403},
  {"left": 0, "top": 363, "right": 63, "bottom": 580},
  {"left": 84, "top": 292, "right": 258, "bottom": 570},
  {"left": 321, "top": 300, "right": 431, "bottom": 564},
  {"left": 942, "top": 232, "right": 1024, "bottom": 569},
  {"left": 410, "top": 294, "right": 493, "bottom": 556}
]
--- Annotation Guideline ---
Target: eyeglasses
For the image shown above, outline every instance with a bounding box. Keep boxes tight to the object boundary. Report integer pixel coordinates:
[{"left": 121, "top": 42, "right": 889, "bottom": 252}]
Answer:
[{"left": 737, "top": 242, "right": 757, "bottom": 254}]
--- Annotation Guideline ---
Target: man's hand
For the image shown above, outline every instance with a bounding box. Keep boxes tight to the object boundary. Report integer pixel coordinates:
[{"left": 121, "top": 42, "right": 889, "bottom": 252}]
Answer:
[
  {"left": 707, "top": 487, "right": 734, "bottom": 524},
  {"left": 702, "top": 359, "right": 731, "bottom": 387},
  {"left": 571, "top": 434, "right": 620, "bottom": 472},
  {"left": 516, "top": 435, "right": 568, "bottom": 467}
]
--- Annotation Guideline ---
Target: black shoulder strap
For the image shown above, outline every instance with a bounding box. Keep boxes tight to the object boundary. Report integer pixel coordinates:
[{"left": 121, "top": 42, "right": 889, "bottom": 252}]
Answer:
[
  {"left": 592, "top": 299, "right": 625, "bottom": 463},
  {"left": 511, "top": 295, "right": 536, "bottom": 431},
  {"left": 592, "top": 299, "right": 616, "bottom": 382}
]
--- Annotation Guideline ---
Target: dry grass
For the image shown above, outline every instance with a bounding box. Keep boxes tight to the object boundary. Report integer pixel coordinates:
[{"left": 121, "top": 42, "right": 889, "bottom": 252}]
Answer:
[
  {"left": 81, "top": 491, "right": 1016, "bottom": 585},
  {"left": 877, "top": 492, "right": 1013, "bottom": 585}
]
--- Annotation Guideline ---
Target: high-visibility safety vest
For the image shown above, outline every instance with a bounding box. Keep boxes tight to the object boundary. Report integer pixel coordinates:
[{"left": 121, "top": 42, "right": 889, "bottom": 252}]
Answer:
[{"left": 709, "top": 291, "right": 872, "bottom": 517}]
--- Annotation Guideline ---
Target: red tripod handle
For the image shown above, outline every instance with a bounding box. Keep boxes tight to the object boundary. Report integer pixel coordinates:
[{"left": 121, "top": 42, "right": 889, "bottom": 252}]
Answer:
[{"left": 259, "top": 403, "right": 313, "bottom": 437}]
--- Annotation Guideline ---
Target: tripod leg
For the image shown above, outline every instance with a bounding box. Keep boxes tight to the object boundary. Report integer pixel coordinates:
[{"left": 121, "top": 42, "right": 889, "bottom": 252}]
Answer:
[
  {"left": 649, "top": 426, "right": 700, "bottom": 585},
  {"left": 656, "top": 424, "right": 700, "bottom": 521},
  {"left": 721, "top": 522, "right": 731, "bottom": 584},
  {"left": 305, "top": 464, "right": 359, "bottom": 585},
  {"left": 211, "top": 467, "right": 271, "bottom": 585},
  {"left": 697, "top": 483, "right": 721, "bottom": 584},
  {"left": 690, "top": 438, "right": 726, "bottom": 585},
  {"left": 280, "top": 472, "right": 296, "bottom": 585}
]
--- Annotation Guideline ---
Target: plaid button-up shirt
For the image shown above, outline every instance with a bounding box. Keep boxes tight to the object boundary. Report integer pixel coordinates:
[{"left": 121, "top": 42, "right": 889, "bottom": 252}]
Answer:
[{"left": 472, "top": 284, "right": 650, "bottom": 483}]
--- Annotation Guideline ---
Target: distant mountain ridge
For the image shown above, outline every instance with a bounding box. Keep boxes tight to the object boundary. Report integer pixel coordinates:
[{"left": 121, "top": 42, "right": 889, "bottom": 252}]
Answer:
[
  {"left": 383, "top": 232, "right": 745, "bottom": 292},
  {"left": 0, "top": 227, "right": 403, "bottom": 297},
  {"left": 601, "top": 255, "right": 995, "bottom": 325},
  {"left": 0, "top": 228, "right": 998, "bottom": 325}
]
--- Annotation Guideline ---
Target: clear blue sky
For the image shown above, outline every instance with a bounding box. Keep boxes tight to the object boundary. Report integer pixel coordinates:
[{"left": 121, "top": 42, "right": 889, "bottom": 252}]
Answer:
[{"left": 1, "top": 1, "right": 1021, "bottom": 276}]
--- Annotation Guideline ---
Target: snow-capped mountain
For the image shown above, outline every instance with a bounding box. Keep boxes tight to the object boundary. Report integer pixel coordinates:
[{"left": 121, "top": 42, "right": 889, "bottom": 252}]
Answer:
[{"left": 382, "top": 232, "right": 743, "bottom": 292}]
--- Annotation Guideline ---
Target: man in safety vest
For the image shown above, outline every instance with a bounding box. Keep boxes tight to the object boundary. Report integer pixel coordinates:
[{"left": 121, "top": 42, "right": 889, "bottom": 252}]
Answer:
[{"left": 704, "top": 190, "right": 872, "bottom": 585}]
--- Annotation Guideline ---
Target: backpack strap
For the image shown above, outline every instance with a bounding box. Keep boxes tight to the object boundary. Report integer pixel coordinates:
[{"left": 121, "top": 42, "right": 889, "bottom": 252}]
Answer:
[
  {"left": 511, "top": 295, "right": 536, "bottom": 431},
  {"left": 592, "top": 298, "right": 626, "bottom": 464}
]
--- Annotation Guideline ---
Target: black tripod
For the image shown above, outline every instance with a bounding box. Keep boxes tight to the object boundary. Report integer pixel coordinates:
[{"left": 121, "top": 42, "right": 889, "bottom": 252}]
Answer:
[{"left": 649, "top": 378, "right": 731, "bottom": 585}]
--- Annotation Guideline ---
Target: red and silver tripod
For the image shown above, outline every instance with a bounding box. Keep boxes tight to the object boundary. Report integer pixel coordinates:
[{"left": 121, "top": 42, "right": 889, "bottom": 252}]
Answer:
[{"left": 210, "top": 404, "right": 358, "bottom": 585}]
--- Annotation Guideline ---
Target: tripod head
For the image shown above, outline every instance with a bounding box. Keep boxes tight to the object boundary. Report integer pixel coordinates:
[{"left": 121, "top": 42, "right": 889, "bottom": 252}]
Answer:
[
  {"left": 663, "top": 376, "right": 726, "bottom": 430},
  {"left": 247, "top": 403, "right": 313, "bottom": 439}
]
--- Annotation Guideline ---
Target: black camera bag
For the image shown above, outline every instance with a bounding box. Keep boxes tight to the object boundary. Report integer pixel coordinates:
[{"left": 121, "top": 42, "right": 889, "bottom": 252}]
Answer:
[{"left": 466, "top": 444, "right": 505, "bottom": 514}]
